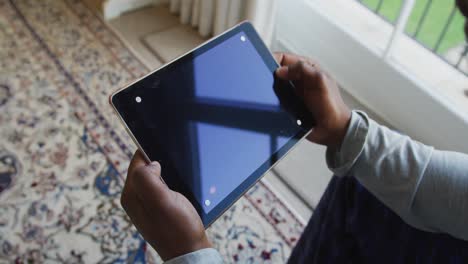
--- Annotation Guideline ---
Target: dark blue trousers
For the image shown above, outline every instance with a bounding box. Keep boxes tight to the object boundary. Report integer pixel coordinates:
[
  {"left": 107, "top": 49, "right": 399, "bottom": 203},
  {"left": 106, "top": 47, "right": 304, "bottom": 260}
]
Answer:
[{"left": 288, "top": 176, "right": 468, "bottom": 264}]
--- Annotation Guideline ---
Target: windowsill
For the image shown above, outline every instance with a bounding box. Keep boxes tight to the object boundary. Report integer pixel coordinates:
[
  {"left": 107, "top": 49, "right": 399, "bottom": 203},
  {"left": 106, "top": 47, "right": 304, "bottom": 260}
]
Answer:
[{"left": 312, "top": 0, "right": 468, "bottom": 118}]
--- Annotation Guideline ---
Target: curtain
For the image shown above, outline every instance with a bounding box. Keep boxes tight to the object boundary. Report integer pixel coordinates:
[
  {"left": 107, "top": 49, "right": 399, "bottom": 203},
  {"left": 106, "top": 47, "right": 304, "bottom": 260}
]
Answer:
[{"left": 169, "top": 0, "right": 277, "bottom": 46}]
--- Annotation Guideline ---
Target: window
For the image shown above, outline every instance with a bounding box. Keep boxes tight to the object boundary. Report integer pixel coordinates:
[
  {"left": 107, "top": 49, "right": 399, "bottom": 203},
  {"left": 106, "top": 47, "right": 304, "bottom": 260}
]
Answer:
[
  {"left": 357, "top": 0, "right": 467, "bottom": 76},
  {"left": 274, "top": 0, "right": 468, "bottom": 153}
]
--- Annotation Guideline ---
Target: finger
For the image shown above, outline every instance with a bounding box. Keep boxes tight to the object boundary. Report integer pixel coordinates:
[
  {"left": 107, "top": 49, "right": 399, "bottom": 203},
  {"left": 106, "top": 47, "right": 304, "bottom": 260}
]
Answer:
[
  {"left": 121, "top": 175, "right": 159, "bottom": 245},
  {"left": 276, "top": 53, "right": 302, "bottom": 67},
  {"left": 130, "top": 160, "right": 171, "bottom": 206},
  {"left": 121, "top": 173, "right": 141, "bottom": 219},
  {"left": 275, "top": 53, "right": 322, "bottom": 71},
  {"left": 276, "top": 60, "right": 320, "bottom": 82},
  {"left": 275, "top": 53, "right": 317, "bottom": 66},
  {"left": 128, "top": 150, "right": 148, "bottom": 176},
  {"left": 122, "top": 152, "right": 149, "bottom": 217},
  {"left": 273, "top": 52, "right": 284, "bottom": 64}
]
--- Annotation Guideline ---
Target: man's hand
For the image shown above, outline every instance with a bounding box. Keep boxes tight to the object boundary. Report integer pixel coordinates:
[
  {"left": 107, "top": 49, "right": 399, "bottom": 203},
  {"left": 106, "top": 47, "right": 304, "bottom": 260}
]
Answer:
[
  {"left": 121, "top": 151, "right": 211, "bottom": 261},
  {"left": 274, "top": 52, "right": 352, "bottom": 149}
]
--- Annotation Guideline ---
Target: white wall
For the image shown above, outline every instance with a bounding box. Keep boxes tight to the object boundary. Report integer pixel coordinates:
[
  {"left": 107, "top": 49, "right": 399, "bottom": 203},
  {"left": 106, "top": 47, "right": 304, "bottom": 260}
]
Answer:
[{"left": 275, "top": 0, "right": 468, "bottom": 154}]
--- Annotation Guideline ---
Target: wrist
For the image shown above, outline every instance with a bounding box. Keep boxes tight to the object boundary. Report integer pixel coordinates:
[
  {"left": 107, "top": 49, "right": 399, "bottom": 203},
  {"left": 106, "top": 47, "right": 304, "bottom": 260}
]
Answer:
[
  {"left": 160, "top": 235, "right": 212, "bottom": 261},
  {"left": 190, "top": 235, "right": 212, "bottom": 253},
  {"left": 328, "top": 110, "right": 352, "bottom": 150}
]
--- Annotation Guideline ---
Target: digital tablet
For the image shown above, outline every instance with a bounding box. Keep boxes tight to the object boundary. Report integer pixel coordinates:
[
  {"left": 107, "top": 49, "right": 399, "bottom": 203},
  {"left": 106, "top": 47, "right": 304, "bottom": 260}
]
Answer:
[{"left": 110, "top": 22, "right": 314, "bottom": 227}]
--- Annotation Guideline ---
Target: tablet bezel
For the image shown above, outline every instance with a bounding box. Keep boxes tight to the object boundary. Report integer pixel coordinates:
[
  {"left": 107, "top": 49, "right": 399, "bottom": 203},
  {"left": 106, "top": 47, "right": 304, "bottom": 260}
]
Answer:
[{"left": 110, "top": 21, "right": 312, "bottom": 227}]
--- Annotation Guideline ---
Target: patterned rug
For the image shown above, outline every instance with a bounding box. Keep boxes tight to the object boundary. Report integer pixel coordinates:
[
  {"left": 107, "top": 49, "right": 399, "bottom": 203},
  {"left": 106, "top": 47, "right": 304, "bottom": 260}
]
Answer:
[{"left": 0, "top": 0, "right": 304, "bottom": 263}]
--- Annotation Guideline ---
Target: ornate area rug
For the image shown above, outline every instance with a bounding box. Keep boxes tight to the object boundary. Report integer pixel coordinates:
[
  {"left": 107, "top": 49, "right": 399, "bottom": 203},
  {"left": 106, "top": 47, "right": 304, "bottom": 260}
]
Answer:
[{"left": 0, "top": 0, "right": 304, "bottom": 263}]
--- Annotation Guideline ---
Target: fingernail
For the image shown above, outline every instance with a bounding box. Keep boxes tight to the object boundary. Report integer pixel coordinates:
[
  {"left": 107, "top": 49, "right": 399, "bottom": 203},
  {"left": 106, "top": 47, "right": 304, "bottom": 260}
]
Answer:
[
  {"left": 276, "top": 67, "right": 288, "bottom": 76},
  {"left": 148, "top": 161, "right": 160, "bottom": 170}
]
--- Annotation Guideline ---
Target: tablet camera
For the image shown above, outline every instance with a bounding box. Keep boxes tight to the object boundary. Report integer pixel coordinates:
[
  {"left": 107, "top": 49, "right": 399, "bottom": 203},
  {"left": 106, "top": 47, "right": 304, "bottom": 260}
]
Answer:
[
  {"left": 204, "top": 199, "right": 211, "bottom": 206},
  {"left": 296, "top": 119, "right": 302, "bottom": 126},
  {"left": 240, "top": 35, "right": 246, "bottom": 42},
  {"left": 135, "top": 96, "right": 142, "bottom": 103}
]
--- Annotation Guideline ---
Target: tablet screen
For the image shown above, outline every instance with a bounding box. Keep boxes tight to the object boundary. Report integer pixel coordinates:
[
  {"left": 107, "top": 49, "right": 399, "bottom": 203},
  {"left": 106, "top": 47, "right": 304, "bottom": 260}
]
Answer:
[{"left": 112, "top": 23, "right": 312, "bottom": 225}]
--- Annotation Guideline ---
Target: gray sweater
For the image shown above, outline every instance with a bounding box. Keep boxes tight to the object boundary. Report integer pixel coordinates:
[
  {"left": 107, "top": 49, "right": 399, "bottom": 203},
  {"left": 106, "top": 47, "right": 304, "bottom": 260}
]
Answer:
[{"left": 166, "top": 111, "right": 468, "bottom": 263}]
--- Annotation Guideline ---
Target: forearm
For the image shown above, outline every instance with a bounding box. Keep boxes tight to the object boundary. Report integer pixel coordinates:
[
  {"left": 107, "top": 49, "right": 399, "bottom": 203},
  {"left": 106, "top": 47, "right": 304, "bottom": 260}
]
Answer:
[
  {"left": 327, "top": 111, "right": 468, "bottom": 240},
  {"left": 412, "top": 150, "right": 468, "bottom": 239}
]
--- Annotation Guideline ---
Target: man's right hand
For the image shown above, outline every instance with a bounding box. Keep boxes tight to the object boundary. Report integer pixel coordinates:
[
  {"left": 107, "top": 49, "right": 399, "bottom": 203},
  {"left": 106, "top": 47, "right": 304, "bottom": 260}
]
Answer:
[{"left": 274, "top": 52, "right": 352, "bottom": 150}]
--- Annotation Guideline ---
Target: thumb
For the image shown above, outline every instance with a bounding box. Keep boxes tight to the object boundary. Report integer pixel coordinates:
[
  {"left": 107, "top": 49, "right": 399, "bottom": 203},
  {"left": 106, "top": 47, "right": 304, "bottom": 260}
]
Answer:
[{"left": 130, "top": 160, "right": 171, "bottom": 205}]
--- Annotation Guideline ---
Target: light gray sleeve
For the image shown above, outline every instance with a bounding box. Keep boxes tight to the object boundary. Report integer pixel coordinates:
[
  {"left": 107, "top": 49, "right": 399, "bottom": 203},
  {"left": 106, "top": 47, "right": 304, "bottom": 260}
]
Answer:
[
  {"left": 164, "top": 248, "right": 223, "bottom": 264},
  {"left": 326, "top": 111, "right": 468, "bottom": 241}
]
